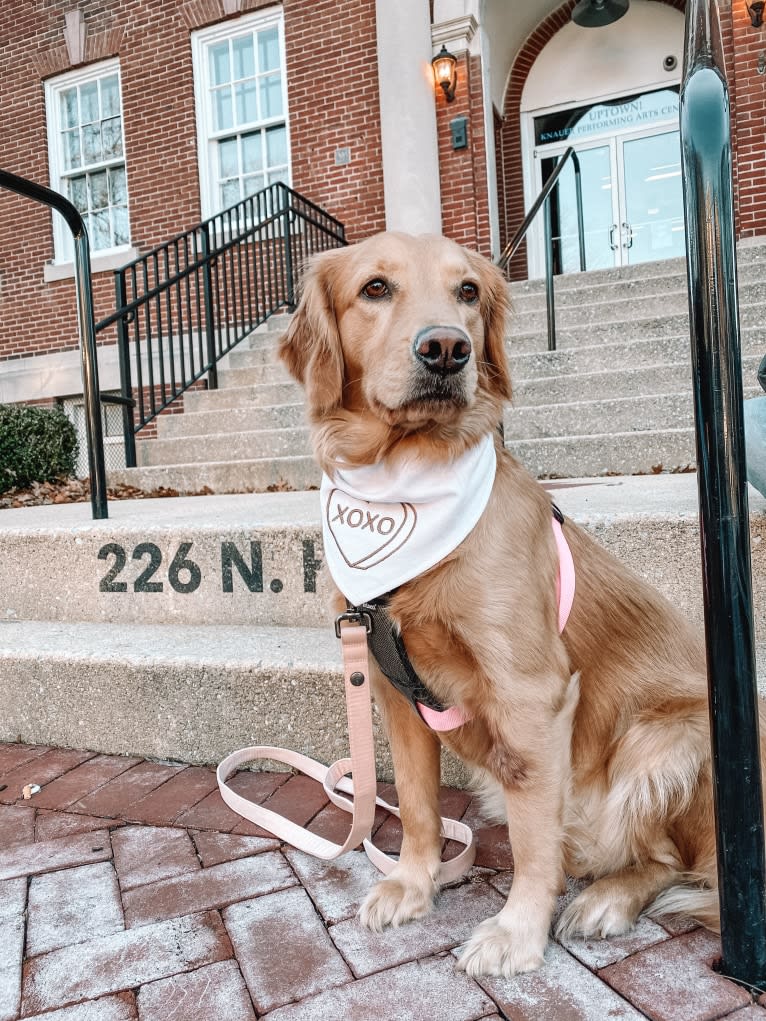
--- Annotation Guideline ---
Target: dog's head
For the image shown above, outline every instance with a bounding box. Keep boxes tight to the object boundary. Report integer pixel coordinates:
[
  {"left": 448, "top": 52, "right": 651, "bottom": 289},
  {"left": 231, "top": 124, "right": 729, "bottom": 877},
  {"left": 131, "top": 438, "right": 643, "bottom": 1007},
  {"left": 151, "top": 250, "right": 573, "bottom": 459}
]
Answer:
[{"left": 279, "top": 232, "right": 511, "bottom": 465}]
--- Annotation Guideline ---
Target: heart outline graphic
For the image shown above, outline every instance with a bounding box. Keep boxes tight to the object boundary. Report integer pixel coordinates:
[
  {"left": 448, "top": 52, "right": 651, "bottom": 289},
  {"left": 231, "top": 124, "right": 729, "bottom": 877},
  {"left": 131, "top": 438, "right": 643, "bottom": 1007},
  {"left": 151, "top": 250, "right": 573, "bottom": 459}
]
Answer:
[{"left": 325, "top": 489, "right": 418, "bottom": 571}]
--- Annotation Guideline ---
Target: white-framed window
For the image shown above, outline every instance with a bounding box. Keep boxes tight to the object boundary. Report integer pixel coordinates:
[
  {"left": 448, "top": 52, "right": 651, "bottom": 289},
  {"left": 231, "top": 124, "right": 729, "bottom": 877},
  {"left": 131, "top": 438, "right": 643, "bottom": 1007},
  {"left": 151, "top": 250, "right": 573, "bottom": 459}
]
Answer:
[
  {"left": 45, "top": 59, "right": 130, "bottom": 264},
  {"left": 192, "top": 9, "right": 291, "bottom": 220},
  {"left": 61, "top": 394, "right": 127, "bottom": 475}
]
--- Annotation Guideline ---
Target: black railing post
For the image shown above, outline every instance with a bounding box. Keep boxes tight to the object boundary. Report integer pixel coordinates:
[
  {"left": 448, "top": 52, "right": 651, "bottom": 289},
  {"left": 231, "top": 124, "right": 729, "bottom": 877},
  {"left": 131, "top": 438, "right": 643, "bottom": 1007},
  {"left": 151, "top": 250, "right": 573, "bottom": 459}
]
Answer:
[
  {"left": 543, "top": 196, "right": 557, "bottom": 352},
  {"left": 0, "top": 168, "right": 108, "bottom": 519},
  {"left": 681, "top": 0, "right": 766, "bottom": 987},
  {"left": 114, "top": 269, "right": 137, "bottom": 468},
  {"left": 280, "top": 187, "right": 295, "bottom": 309},
  {"left": 572, "top": 151, "right": 586, "bottom": 273},
  {"left": 200, "top": 222, "right": 219, "bottom": 391}
]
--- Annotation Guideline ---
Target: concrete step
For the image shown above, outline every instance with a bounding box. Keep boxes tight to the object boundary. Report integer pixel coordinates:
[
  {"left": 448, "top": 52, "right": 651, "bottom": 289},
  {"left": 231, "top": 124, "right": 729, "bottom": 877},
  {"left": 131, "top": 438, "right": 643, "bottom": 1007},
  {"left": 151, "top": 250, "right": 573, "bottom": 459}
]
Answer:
[
  {"left": 4, "top": 474, "right": 766, "bottom": 630},
  {"left": 137, "top": 426, "right": 311, "bottom": 467},
  {"left": 506, "top": 389, "right": 764, "bottom": 440},
  {"left": 108, "top": 453, "right": 320, "bottom": 496},
  {"left": 0, "top": 490, "right": 331, "bottom": 628},
  {"left": 509, "top": 330, "right": 766, "bottom": 380},
  {"left": 514, "top": 284, "right": 766, "bottom": 333},
  {"left": 510, "top": 260, "right": 766, "bottom": 310},
  {"left": 508, "top": 239, "right": 766, "bottom": 298},
  {"left": 183, "top": 381, "right": 302, "bottom": 414},
  {"left": 157, "top": 402, "right": 307, "bottom": 440},
  {"left": 514, "top": 355, "right": 762, "bottom": 407},
  {"left": 3, "top": 474, "right": 766, "bottom": 769},
  {"left": 507, "top": 427, "right": 696, "bottom": 477}
]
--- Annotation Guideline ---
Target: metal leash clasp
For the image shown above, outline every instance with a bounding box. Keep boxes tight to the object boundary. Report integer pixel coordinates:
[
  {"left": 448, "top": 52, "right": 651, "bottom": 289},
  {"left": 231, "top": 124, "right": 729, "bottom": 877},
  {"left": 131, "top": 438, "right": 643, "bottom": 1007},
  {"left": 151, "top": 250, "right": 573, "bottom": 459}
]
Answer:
[{"left": 334, "top": 609, "right": 373, "bottom": 638}]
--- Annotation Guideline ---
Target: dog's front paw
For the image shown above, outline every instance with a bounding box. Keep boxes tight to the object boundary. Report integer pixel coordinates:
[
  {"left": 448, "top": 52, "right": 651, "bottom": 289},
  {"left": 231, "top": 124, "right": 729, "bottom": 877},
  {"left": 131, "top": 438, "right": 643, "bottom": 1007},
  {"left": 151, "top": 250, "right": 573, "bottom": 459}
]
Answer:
[
  {"left": 359, "top": 869, "right": 437, "bottom": 931},
  {"left": 456, "top": 914, "right": 547, "bottom": 977},
  {"left": 556, "top": 881, "right": 638, "bottom": 940}
]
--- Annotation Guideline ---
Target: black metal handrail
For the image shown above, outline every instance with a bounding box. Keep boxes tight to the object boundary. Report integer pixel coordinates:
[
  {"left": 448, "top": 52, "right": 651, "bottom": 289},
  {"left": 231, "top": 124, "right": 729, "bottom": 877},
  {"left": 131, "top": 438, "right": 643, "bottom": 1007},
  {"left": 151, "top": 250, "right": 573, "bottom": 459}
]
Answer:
[
  {"left": 95, "top": 182, "right": 346, "bottom": 466},
  {"left": 0, "top": 168, "right": 109, "bottom": 518},
  {"left": 496, "top": 146, "right": 585, "bottom": 351},
  {"left": 681, "top": 0, "right": 766, "bottom": 987}
]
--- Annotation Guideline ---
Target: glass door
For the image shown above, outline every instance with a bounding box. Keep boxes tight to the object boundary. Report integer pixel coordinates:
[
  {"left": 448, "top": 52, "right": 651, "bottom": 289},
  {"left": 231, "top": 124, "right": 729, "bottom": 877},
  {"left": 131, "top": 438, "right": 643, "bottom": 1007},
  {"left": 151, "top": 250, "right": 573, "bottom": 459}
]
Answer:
[
  {"left": 541, "top": 143, "right": 618, "bottom": 273},
  {"left": 618, "top": 128, "right": 685, "bottom": 264}
]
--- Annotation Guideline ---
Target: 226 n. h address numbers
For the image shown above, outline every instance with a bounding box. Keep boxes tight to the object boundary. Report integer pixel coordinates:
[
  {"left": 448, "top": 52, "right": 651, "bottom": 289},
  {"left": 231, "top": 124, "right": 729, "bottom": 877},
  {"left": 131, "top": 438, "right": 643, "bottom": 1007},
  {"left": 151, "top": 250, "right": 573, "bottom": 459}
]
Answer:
[{"left": 97, "top": 540, "right": 322, "bottom": 595}]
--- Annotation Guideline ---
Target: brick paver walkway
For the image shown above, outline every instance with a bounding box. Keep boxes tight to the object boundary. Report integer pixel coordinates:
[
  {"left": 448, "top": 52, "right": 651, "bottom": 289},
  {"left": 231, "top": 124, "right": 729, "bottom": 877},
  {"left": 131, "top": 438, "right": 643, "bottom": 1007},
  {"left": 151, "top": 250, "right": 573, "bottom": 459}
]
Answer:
[{"left": 1, "top": 742, "right": 764, "bottom": 1020}]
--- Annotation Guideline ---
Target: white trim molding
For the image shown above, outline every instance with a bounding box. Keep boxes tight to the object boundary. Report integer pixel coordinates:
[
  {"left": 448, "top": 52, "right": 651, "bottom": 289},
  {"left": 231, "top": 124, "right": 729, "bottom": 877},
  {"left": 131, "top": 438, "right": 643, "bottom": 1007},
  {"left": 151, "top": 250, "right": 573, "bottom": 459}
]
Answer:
[{"left": 431, "top": 15, "right": 479, "bottom": 56}]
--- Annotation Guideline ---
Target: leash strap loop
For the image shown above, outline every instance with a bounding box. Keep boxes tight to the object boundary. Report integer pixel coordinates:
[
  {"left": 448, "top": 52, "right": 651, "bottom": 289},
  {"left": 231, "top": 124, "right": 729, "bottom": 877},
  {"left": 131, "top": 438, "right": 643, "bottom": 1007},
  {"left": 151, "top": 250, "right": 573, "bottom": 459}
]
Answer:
[{"left": 217, "top": 619, "right": 475, "bottom": 882}]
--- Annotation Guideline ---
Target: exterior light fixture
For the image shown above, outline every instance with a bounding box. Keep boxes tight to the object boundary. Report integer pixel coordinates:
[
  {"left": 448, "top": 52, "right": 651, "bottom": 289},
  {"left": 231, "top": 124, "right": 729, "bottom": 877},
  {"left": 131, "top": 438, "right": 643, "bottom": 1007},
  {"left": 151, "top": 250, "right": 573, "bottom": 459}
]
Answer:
[
  {"left": 571, "top": 0, "right": 629, "bottom": 27},
  {"left": 747, "top": 1, "right": 765, "bottom": 28},
  {"left": 432, "top": 45, "right": 458, "bottom": 102}
]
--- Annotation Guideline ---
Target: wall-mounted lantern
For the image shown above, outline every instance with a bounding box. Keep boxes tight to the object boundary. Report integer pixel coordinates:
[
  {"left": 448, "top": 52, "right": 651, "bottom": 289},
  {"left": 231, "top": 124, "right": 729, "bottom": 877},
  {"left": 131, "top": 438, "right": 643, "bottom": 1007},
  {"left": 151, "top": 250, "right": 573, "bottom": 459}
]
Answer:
[
  {"left": 747, "top": 1, "right": 765, "bottom": 28},
  {"left": 432, "top": 45, "right": 458, "bottom": 102}
]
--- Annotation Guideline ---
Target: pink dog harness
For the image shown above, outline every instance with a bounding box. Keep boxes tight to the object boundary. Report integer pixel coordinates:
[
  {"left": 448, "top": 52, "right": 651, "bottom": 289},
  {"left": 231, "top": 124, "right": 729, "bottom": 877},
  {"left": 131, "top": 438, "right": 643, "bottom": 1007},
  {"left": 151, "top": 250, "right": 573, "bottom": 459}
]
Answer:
[
  {"left": 216, "top": 506, "right": 575, "bottom": 881},
  {"left": 416, "top": 512, "right": 575, "bottom": 732}
]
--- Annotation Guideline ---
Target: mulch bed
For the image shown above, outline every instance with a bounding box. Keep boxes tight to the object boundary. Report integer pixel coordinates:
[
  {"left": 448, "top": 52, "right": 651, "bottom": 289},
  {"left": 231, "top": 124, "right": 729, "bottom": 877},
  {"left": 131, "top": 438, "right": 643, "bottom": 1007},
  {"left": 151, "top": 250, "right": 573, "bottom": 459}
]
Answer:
[{"left": 0, "top": 477, "right": 203, "bottom": 510}]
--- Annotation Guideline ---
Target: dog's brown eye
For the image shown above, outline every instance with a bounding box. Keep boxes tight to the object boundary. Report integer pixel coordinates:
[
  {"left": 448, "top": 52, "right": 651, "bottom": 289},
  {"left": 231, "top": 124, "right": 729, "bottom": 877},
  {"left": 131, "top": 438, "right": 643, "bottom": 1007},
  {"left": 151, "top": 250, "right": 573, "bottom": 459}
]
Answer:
[
  {"left": 458, "top": 281, "right": 479, "bottom": 303},
  {"left": 361, "top": 278, "right": 389, "bottom": 299}
]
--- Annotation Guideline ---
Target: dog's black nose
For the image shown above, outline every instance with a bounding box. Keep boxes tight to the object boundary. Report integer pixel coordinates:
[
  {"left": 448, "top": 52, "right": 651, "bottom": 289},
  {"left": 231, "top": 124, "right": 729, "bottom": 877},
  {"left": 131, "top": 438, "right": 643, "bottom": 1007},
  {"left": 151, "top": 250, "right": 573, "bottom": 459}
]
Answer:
[{"left": 413, "top": 327, "right": 472, "bottom": 375}]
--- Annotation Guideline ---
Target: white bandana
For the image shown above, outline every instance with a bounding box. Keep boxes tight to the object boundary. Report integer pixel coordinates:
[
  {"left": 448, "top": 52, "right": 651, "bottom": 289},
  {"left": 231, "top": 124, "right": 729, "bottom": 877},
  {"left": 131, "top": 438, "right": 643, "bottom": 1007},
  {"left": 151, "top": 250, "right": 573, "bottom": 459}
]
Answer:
[{"left": 320, "top": 433, "right": 497, "bottom": 605}]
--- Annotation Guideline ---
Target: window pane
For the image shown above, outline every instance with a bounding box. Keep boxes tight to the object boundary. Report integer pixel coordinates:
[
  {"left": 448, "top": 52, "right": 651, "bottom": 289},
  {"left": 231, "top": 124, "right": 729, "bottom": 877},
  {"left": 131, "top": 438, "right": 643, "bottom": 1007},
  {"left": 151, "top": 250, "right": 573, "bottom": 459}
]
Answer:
[
  {"left": 232, "top": 34, "right": 255, "bottom": 79},
  {"left": 220, "top": 179, "right": 240, "bottom": 208},
  {"left": 80, "top": 81, "right": 99, "bottom": 123},
  {"left": 109, "top": 165, "right": 127, "bottom": 205},
  {"left": 91, "top": 208, "right": 111, "bottom": 249},
  {"left": 266, "top": 125, "right": 287, "bottom": 168},
  {"left": 63, "top": 129, "right": 81, "bottom": 170},
  {"left": 82, "top": 122, "right": 102, "bottom": 164},
  {"left": 101, "top": 75, "right": 120, "bottom": 117},
  {"left": 241, "top": 132, "right": 263, "bottom": 173},
  {"left": 209, "top": 42, "right": 231, "bottom": 85},
  {"left": 60, "top": 88, "right": 78, "bottom": 129},
  {"left": 68, "top": 175, "right": 87, "bottom": 213},
  {"left": 259, "top": 74, "right": 282, "bottom": 118},
  {"left": 102, "top": 116, "right": 123, "bottom": 158},
  {"left": 218, "top": 137, "right": 239, "bottom": 178},
  {"left": 267, "top": 168, "right": 288, "bottom": 188},
  {"left": 235, "top": 81, "right": 257, "bottom": 125},
  {"left": 258, "top": 27, "right": 279, "bottom": 71},
  {"left": 112, "top": 205, "right": 129, "bottom": 246},
  {"left": 244, "top": 173, "right": 265, "bottom": 196},
  {"left": 90, "top": 170, "right": 109, "bottom": 210},
  {"left": 213, "top": 86, "right": 233, "bottom": 131},
  {"left": 104, "top": 403, "right": 122, "bottom": 437}
]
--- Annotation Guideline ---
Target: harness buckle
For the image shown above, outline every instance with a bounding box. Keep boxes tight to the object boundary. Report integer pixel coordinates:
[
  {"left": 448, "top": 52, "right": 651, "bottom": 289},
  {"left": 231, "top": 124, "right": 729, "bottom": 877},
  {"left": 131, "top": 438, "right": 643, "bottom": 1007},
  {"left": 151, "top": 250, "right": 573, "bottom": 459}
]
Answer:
[{"left": 334, "top": 609, "right": 373, "bottom": 639}]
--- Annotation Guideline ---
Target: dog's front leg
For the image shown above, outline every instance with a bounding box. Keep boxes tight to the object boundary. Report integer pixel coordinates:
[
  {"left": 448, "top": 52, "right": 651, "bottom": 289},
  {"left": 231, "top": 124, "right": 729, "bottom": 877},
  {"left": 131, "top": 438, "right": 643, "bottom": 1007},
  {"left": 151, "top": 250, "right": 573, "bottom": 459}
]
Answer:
[
  {"left": 360, "top": 670, "right": 443, "bottom": 931},
  {"left": 458, "top": 685, "right": 575, "bottom": 977}
]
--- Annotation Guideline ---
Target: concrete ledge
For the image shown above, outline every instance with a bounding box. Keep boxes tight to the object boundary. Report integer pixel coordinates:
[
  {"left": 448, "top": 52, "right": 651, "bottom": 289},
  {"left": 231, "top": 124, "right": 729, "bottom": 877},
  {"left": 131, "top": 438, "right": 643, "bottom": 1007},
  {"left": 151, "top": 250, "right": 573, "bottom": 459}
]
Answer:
[{"left": 0, "top": 619, "right": 471, "bottom": 785}]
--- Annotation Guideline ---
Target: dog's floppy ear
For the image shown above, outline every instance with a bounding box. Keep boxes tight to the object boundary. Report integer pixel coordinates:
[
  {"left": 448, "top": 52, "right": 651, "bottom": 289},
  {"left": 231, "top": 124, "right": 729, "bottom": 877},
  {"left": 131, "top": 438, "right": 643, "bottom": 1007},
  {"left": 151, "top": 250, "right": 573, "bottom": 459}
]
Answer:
[
  {"left": 471, "top": 252, "right": 513, "bottom": 402},
  {"left": 278, "top": 249, "right": 345, "bottom": 417}
]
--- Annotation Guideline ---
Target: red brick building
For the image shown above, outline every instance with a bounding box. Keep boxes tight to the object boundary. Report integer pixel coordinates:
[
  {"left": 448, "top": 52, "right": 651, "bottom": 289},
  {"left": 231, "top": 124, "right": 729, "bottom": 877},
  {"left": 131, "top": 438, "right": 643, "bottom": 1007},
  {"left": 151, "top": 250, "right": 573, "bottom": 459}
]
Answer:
[{"left": 0, "top": 0, "right": 763, "bottom": 443}]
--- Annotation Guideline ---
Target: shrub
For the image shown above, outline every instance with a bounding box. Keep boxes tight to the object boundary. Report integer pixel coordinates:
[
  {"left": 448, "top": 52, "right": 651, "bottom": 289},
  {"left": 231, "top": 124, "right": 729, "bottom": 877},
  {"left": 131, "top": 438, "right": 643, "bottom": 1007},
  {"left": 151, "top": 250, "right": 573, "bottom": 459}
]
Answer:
[{"left": 0, "top": 403, "right": 79, "bottom": 493}]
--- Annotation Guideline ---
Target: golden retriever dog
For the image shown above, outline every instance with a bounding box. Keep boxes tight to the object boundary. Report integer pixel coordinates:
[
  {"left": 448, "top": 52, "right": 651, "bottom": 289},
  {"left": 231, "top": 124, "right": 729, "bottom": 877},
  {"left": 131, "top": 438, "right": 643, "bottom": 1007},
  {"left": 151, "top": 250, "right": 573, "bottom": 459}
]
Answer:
[{"left": 278, "top": 230, "right": 752, "bottom": 978}]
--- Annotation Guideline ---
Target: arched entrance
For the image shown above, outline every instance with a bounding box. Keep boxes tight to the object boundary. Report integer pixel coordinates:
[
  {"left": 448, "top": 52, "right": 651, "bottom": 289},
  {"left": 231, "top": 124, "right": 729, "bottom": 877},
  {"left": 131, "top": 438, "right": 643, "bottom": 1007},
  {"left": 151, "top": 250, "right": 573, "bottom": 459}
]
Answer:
[{"left": 520, "top": 0, "right": 685, "bottom": 276}]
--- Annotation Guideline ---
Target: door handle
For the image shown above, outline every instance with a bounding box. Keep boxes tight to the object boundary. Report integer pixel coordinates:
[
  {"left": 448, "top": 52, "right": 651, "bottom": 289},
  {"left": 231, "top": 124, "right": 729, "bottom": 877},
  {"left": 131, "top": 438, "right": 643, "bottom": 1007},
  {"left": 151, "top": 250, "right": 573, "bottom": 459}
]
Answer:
[
  {"left": 608, "top": 224, "right": 619, "bottom": 250},
  {"left": 622, "top": 222, "right": 634, "bottom": 249}
]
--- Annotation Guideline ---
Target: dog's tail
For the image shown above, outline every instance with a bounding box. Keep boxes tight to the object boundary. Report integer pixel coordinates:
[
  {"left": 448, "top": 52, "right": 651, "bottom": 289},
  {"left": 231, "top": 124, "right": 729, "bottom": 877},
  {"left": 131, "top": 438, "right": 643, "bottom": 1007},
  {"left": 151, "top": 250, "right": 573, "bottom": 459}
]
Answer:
[{"left": 646, "top": 881, "right": 720, "bottom": 933}]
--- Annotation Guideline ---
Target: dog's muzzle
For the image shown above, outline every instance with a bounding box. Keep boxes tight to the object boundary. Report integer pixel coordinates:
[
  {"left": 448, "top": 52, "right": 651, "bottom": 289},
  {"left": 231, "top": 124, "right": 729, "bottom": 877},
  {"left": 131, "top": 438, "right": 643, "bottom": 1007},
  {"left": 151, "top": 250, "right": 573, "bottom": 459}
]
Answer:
[{"left": 413, "top": 326, "right": 472, "bottom": 376}]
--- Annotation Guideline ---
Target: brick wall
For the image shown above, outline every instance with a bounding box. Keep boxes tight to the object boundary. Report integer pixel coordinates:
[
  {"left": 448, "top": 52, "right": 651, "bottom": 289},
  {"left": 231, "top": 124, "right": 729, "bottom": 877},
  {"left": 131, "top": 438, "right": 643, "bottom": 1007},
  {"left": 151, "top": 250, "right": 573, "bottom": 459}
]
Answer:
[
  {"left": 436, "top": 52, "right": 492, "bottom": 257},
  {"left": 0, "top": 0, "right": 385, "bottom": 369}
]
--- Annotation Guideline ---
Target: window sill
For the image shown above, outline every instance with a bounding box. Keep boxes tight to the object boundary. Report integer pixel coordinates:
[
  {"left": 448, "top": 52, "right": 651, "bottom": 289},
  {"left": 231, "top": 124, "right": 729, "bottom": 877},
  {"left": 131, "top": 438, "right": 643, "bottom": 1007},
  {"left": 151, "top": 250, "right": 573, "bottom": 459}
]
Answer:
[{"left": 43, "top": 246, "right": 140, "bottom": 282}]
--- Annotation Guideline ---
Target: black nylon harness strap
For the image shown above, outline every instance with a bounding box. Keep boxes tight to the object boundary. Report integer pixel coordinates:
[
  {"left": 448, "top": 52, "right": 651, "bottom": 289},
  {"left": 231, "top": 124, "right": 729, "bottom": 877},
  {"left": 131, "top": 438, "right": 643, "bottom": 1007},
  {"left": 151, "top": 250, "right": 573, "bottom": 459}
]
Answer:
[
  {"left": 346, "top": 502, "right": 568, "bottom": 722},
  {"left": 346, "top": 597, "right": 448, "bottom": 715}
]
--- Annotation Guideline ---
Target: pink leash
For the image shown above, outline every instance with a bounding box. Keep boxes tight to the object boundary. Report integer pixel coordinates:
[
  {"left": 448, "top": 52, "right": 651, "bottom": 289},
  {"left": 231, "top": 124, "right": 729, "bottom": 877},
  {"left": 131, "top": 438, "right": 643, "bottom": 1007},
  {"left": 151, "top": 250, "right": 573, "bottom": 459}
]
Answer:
[
  {"left": 218, "top": 516, "right": 575, "bottom": 877},
  {"left": 217, "top": 617, "right": 476, "bottom": 883}
]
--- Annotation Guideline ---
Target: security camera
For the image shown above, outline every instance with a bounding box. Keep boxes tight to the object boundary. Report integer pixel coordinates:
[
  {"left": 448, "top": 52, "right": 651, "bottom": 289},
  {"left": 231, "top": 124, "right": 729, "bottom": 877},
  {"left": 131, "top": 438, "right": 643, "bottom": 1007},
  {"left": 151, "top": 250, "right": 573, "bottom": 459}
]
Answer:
[{"left": 663, "top": 55, "right": 678, "bottom": 72}]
